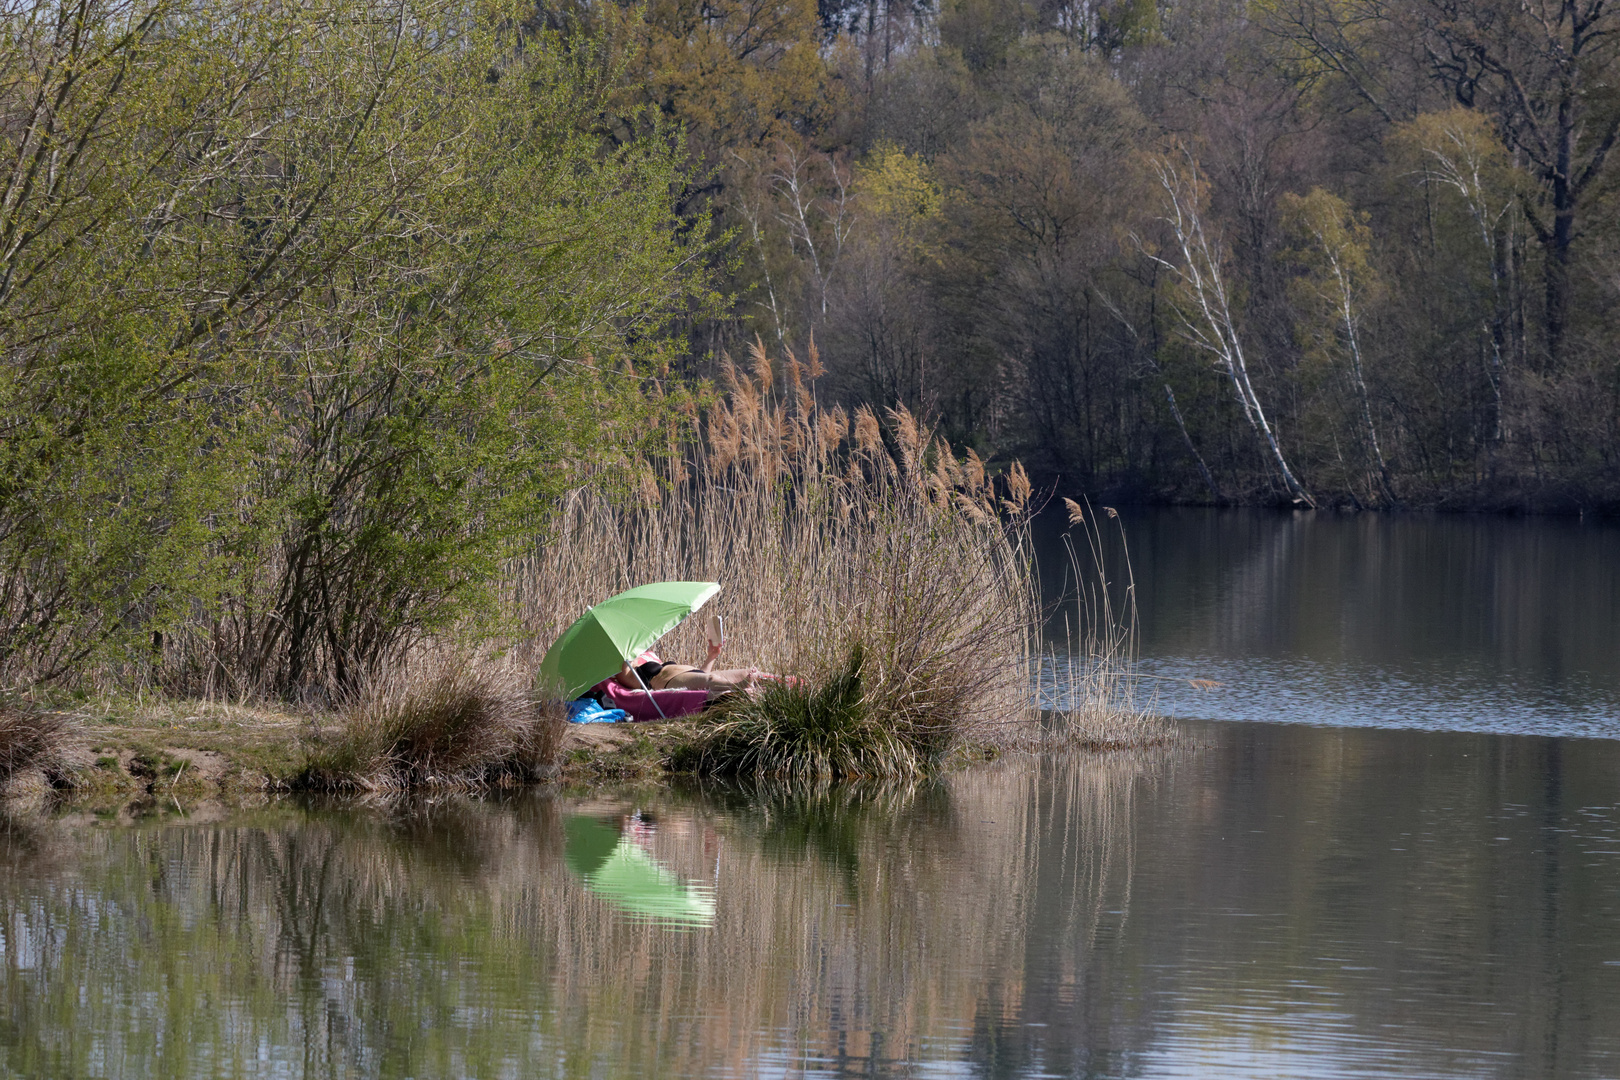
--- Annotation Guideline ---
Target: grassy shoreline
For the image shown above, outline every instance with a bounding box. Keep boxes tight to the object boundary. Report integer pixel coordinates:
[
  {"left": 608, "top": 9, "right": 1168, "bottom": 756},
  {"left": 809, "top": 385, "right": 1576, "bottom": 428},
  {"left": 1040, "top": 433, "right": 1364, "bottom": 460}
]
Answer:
[
  {"left": 2, "top": 358, "right": 1164, "bottom": 804},
  {"left": 4, "top": 370, "right": 1066, "bottom": 801},
  {"left": 1, "top": 696, "right": 1172, "bottom": 811}
]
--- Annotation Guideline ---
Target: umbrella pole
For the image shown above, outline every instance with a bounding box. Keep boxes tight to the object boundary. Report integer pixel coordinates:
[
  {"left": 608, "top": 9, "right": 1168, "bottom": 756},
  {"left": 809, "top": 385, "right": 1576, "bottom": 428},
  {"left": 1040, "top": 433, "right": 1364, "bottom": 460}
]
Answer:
[{"left": 630, "top": 666, "right": 668, "bottom": 720}]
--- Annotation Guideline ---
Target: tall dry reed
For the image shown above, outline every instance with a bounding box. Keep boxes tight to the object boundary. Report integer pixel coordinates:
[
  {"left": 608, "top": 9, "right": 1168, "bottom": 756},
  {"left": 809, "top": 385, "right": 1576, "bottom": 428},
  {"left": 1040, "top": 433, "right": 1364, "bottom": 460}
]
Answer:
[
  {"left": 507, "top": 340, "right": 1045, "bottom": 771},
  {"left": 1038, "top": 499, "right": 1169, "bottom": 749}
]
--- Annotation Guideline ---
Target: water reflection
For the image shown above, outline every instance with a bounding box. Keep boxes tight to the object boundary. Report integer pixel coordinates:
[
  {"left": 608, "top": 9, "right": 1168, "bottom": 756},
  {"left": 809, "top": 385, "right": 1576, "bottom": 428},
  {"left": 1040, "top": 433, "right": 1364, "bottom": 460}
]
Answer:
[
  {"left": 3, "top": 725, "right": 1620, "bottom": 1078},
  {"left": 563, "top": 813, "right": 716, "bottom": 927},
  {"left": 1038, "top": 508, "right": 1620, "bottom": 736}
]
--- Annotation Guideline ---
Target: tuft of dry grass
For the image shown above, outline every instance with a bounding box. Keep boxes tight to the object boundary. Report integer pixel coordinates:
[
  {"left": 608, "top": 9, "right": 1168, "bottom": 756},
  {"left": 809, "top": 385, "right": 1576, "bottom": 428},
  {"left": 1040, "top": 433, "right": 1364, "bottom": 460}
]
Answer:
[
  {"left": 681, "top": 642, "right": 935, "bottom": 780},
  {"left": 0, "top": 702, "right": 77, "bottom": 790},
  {"left": 295, "top": 657, "right": 564, "bottom": 792}
]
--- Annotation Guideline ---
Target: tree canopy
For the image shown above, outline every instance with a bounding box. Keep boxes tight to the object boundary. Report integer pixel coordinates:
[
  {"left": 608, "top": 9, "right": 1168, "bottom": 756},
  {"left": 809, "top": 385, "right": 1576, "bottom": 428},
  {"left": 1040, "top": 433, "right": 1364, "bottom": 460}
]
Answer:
[
  {"left": 5, "top": 0, "right": 1619, "bottom": 691},
  {"left": 644, "top": 0, "right": 1620, "bottom": 512}
]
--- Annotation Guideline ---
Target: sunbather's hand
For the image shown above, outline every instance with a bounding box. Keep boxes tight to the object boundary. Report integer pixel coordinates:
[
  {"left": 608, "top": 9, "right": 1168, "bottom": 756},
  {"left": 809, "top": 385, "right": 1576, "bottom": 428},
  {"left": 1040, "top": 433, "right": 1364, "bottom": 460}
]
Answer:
[{"left": 706, "top": 642, "right": 722, "bottom": 663}]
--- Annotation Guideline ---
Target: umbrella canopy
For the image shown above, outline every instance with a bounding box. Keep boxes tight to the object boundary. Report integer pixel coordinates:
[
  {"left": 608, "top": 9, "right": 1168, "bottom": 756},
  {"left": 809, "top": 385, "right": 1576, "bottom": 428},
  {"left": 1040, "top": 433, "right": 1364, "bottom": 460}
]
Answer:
[{"left": 539, "top": 581, "right": 721, "bottom": 699}]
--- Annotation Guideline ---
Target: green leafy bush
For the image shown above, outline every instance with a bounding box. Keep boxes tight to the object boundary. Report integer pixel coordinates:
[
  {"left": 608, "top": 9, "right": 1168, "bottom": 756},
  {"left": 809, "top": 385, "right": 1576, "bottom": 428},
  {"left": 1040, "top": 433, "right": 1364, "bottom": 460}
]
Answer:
[{"left": 0, "top": 1, "right": 707, "bottom": 695}]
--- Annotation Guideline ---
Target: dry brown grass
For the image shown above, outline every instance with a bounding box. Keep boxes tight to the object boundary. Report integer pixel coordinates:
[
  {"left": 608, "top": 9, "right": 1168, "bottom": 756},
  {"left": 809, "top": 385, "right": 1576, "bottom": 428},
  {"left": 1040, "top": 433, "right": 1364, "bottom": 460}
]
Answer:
[
  {"left": 295, "top": 656, "right": 565, "bottom": 791},
  {"left": 0, "top": 702, "right": 76, "bottom": 790},
  {"left": 506, "top": 339, "right": 1048, "bottom": 772}
]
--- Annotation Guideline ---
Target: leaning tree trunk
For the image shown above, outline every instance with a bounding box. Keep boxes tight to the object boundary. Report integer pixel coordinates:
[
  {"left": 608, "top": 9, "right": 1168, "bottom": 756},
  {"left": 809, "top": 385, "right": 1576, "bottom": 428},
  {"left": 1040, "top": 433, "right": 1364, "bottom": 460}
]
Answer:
[
  {"left": 1322, "top": 247, "right": 1398, "bottom": 506},
  {"left": 1147, "top": 150, "right": 1315, "bottom": 508}
]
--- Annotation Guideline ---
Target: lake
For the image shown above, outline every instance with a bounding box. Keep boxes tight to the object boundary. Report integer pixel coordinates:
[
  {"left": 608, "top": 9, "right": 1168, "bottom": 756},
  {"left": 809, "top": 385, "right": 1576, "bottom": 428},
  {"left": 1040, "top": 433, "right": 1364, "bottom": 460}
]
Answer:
[
  {"left": 3, "top": 508, "right": 1619, "bottom": 1079},
  {"left": 1040, "top": 507, "right": 1620, "bottom": 737}
]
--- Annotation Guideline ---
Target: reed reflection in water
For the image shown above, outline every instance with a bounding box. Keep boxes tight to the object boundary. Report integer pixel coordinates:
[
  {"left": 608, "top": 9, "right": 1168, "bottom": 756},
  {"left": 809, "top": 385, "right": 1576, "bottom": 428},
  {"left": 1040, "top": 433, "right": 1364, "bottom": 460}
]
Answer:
[
  {"left": 3, "top": 724, "right": 1620, "bottom": 1078},
  {"left": 0, "top": 758, "right": 1150, "bottom": 1079}
]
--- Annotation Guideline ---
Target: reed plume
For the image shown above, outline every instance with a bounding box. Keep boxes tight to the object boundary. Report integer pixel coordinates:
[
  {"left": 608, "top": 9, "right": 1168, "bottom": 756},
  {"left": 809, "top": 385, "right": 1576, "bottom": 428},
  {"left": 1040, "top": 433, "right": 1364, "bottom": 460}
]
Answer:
[{"left": 1039, "top": 499, "right": 1166, "bottom": 749}]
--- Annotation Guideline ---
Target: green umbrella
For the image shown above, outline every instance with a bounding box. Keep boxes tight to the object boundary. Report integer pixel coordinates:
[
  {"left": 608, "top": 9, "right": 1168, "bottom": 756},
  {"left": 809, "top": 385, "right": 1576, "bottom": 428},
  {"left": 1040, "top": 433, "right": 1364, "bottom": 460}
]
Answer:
[{"left": 539, "top": 581, "right": 721, "bottom": 700}]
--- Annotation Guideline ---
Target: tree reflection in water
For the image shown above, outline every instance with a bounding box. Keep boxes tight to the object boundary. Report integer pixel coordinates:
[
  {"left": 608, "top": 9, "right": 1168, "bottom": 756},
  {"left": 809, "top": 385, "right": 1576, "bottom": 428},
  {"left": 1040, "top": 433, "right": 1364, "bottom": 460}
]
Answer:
[{"left": 3, "top": 728, "right": 1620, "bottom": 1078}]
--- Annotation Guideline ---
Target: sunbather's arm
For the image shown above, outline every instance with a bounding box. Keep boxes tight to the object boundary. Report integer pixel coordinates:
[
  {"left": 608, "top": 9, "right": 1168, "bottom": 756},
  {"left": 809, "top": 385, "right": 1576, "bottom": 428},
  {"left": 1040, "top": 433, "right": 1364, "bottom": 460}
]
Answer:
[{"left": 700, "top": 642, "right": 722, "bottom": 673}]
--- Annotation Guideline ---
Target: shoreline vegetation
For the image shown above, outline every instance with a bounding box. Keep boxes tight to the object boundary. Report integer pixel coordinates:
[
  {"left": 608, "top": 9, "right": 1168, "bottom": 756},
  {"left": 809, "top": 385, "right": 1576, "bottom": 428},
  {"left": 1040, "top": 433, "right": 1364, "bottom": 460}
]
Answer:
[
  {"left": 0, "top": 0, "right": 1238, "bottom": 809},
  {"left": 1, "top": 349, "right": 1166, "bottom": 806}
]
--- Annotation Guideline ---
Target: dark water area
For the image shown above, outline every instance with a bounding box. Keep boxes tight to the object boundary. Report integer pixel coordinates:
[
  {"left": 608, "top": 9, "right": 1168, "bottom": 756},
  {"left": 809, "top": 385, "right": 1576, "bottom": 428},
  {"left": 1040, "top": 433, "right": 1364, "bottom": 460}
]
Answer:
[
  {"left": 4, "top": 725, "right": 1620, "bottom": 1078},
  {"left": 4, "top": 508, "right": 1620, "bottom": 1078},
  {"left": 1038, "top": 507, "right": 1620, "bottom": 738}
]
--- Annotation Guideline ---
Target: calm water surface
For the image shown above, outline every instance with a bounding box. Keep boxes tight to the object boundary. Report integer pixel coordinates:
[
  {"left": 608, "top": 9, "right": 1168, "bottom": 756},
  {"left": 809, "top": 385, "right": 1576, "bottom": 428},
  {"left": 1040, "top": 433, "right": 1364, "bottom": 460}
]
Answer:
[
  {"left": 4, "top": 509, "right": 1620, "bottom": 1079},
  {"left": 1042, "top": 508, "right": 1620, "bottom": 737},
  {"left": 4, "top": 729, "right": 1620, "bottom": 1078}
]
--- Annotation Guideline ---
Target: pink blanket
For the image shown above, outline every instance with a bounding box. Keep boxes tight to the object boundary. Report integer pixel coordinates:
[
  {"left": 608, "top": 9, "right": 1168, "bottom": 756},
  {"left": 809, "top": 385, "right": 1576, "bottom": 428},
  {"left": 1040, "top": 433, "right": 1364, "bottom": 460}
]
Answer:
[{"left": 594, "top": 679, "right": 709, "bottom": 721}]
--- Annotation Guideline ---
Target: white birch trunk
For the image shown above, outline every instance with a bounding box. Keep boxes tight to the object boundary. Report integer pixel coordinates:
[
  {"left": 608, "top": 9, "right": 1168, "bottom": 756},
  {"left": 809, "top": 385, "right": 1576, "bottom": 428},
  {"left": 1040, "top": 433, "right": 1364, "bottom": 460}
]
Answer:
[
  {"left": 1147, "top": 151, "right": 1315, "bottom": 508},
  {"left": 1322, "top": 246, "right": 1397, "bottom": 504}
]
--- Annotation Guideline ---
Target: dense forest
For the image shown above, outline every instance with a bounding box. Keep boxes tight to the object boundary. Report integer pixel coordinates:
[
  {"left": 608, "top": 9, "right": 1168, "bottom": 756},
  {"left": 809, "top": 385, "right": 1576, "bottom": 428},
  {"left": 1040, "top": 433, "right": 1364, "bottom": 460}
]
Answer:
[
  {"left": 572, "top": 0, "right": 1620, "bottom": 512},
  {"left": 1, "top": 0, "right": 1616, "bottom": 689}
]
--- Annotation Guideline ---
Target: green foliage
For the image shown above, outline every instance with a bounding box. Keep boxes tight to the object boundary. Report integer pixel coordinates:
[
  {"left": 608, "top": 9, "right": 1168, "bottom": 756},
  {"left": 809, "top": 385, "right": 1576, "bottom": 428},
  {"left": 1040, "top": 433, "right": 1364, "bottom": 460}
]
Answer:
[
  {"left": 0, "top": 332, "right": 241, "bottom": 678},
  {"left": 0, "top": 0, "right": 712, "bottom": 691},
  {"left": 856, "top": 142, "right": 940, "bottom": 240},
  {"left": 1279, "top": 187, "right": 1381, "bottom": 380}
]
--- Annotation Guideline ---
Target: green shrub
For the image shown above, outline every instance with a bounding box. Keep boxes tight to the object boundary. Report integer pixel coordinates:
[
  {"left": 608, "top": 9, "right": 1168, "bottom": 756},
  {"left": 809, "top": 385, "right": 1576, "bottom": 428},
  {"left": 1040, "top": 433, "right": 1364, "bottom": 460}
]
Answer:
[
  {"left": 684, "top": 644, "right": 936, "bottom": 780},
  {"left": 0, "top": 3, "right": 707, "bottom": 696}
]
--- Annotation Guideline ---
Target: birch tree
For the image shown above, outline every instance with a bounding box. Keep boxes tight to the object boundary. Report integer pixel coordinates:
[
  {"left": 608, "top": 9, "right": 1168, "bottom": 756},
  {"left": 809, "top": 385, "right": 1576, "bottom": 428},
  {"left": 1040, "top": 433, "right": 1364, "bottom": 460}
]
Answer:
[
  {"left": 1281, "top": 187, "right": 1397, "bottom": 505},
  {"left": 1390, "top": 108, "right": 1523, "bottom": 441},
  {"left": 727, "top": 139, "right": 854, "bottom": 355},
  {"left": 770, "top": 140, "right": 854, "bottom": 324},
  {"left": 1143, "top": 146, "right": 1316, "bottom": 507},
  {"left": 1266, "top": 0, "right": 1620, "bottom": 365}
]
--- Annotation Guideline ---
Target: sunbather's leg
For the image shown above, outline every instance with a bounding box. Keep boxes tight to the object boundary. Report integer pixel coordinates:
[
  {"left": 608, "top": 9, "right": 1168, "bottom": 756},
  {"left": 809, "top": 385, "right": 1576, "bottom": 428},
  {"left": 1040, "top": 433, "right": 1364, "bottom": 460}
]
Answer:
[{"left": 659, "top": 666, "right": 766, "bottom": 692}]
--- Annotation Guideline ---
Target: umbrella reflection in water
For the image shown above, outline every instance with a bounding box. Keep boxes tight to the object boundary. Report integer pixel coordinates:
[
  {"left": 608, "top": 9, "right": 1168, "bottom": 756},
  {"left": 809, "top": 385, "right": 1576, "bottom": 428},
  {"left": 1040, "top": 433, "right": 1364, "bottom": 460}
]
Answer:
[{"left": 563, "top": 815, "right": 716, "bottom": 928}]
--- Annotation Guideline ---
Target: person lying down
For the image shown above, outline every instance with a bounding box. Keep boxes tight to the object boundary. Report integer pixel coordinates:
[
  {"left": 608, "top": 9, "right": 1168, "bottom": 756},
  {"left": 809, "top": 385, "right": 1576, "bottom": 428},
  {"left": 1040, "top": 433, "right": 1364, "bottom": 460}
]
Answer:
[{"left": 615, "top": 641, "right": 777, "bottom": 697}]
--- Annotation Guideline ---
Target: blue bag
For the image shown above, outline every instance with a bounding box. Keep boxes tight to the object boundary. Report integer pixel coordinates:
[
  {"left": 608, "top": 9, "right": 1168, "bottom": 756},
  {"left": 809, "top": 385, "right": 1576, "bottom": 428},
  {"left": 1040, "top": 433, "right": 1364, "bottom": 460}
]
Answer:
[{"left": 567, "top": 698, "right": 628, "bottom": 724}]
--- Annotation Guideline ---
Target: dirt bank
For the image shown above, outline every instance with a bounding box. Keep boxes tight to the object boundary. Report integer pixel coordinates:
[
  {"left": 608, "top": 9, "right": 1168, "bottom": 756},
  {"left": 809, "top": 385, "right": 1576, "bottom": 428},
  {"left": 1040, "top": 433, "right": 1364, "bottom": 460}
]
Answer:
[{"left": 5, "top": 700, "right": 698, "bottom": 807}]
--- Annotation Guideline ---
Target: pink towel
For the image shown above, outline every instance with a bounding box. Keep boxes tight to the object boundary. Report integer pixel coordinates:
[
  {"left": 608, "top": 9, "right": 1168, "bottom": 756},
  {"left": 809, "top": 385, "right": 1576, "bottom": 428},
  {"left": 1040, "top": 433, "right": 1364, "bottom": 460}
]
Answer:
[{"left": 595, "top": 679, "right": 708, "bottom": 721}]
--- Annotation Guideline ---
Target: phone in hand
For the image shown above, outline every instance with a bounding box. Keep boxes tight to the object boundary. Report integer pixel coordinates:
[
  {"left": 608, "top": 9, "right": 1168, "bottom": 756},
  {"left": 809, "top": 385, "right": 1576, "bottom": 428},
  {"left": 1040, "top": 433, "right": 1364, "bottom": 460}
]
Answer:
[{"left": 704, "top": 613, "right": 724, "bottom": 650}]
